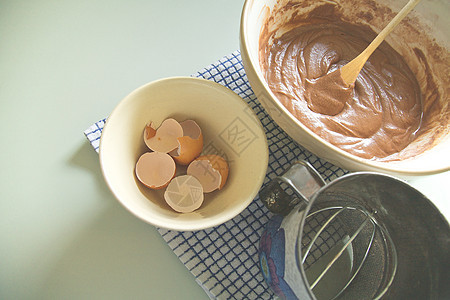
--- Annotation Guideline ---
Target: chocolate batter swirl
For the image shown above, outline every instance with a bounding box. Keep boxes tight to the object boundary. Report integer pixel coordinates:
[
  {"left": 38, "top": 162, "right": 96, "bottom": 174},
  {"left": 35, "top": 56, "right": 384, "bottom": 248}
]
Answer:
[{"left": 261, "top": 21, "right": 423, "bottom": 160}]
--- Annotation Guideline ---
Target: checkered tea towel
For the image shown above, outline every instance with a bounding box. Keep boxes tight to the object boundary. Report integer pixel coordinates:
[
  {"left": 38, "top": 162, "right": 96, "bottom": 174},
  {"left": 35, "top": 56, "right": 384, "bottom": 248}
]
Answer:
[{"left": 84, "top": 50, "right": 349, "bottom": 299}]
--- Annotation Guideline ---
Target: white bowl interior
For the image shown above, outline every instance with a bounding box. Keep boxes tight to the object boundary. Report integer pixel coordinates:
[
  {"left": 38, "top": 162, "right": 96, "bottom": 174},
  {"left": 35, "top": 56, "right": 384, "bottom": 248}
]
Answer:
[
  {"left": 100, "top": 77, "right": 268, "bottom": 230},
  {"left": 241, "top": 0, "right": 449, "bottom": 176}
]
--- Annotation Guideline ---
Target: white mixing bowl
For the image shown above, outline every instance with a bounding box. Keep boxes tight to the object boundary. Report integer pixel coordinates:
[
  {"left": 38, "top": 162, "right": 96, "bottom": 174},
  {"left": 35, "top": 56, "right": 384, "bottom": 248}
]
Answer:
[{"left": 240, "top": 0, "right": 449, "bottom": 177}]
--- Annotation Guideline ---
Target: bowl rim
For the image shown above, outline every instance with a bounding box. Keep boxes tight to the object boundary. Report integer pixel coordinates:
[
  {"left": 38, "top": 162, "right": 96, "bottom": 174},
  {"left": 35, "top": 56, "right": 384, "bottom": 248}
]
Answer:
[
  {"left": 99, "top": 76, "right": 269, "bottom": 231},
  {"left": 240, "top": 0, "right": 450, "bottom": 176}
]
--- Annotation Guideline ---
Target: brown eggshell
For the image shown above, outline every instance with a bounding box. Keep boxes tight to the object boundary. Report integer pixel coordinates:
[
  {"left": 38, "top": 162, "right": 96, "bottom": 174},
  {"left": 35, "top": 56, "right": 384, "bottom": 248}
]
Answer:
[
  {"left": 196, "top": 155, "right": 229, "bottom": 189},
  {"left": 144, "top": 118, "right": 183, "bottom": 153},
  {"left": 187, "top": 155, "right": 229, "bottom": 193},
  {"left": 171, "top": 120, "right": 203, "bottom": 165},
  {"left": 135, "top": 152, "right": 176, "bottom": 189},
  {"left": 164, "top": 175, "right": 204, "bottom": 213},
  {"left": 144, "top": 122, "right": 157, "bottom": 140}
]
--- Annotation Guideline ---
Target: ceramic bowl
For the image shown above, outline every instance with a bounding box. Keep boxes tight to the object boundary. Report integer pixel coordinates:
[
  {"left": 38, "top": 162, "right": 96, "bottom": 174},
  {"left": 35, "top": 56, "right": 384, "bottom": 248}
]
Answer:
[
  {"left": 240, "top": 0, "right": 450, "bottom": 177},
  {"left": 100, "top": 77, "right": 268, "bottom": 231}
]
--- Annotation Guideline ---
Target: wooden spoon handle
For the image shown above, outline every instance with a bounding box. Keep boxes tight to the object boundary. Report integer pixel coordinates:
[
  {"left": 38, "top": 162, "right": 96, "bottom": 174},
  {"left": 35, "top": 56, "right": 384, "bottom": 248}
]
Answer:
[{"left": 340, "top": 0, "right": 422, "bottom": 85}]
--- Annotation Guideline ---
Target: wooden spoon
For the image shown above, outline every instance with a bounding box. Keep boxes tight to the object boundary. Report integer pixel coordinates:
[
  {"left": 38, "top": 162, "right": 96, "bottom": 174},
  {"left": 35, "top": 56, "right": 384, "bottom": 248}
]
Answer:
[
  {"left": 305, "top": 0, "right": 422, "bottom": 116},
  {"left": 340, "top": 0, "right": 422, "bottom": 85}
]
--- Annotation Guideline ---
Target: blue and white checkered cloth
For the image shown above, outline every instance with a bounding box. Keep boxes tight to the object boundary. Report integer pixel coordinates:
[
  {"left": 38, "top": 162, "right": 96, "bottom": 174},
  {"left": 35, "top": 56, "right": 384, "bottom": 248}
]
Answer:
[{"left": 84, "top": 50, "right": 348, "bottom": 299}]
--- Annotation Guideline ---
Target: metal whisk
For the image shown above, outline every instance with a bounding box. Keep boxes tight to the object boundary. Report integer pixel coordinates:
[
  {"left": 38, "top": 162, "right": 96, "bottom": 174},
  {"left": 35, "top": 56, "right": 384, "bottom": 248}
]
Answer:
[{"left": 298, "top": 204, "right": 397, "bottom": 299}]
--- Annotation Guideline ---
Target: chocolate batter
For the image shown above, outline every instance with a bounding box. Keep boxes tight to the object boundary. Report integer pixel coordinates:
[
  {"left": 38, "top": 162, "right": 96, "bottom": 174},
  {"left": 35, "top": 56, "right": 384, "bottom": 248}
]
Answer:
[{"left": 260, "top": 19, "right": 423, "bottom": 160}]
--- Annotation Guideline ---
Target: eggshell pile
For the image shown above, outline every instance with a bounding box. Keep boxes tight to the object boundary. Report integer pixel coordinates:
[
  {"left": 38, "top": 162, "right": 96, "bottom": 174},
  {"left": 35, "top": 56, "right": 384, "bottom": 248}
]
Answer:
[{"left": 135, "top": 118, "right": 229, "bottom": 213}]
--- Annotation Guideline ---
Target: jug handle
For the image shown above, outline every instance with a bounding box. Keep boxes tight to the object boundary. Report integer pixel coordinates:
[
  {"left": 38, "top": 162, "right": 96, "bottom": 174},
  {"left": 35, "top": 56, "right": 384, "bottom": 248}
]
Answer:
[{"left": 259, "top": 160, "right": 326, "bottom": 215}]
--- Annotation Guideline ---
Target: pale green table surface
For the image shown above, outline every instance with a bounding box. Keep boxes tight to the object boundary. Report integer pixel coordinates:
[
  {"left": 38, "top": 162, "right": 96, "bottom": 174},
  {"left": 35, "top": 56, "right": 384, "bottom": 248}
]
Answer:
[{"left": 1, "top": 1, "right": 449, "bottom": 299}]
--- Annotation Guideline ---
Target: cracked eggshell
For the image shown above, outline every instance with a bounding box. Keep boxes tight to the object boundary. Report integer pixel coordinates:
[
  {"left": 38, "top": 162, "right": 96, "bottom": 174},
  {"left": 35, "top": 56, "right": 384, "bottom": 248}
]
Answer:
[
  {"left": 135, "top": 152, "right": 176, "bottom": 189},
  {"left": 187, "top": 155, "right": 229, "bottom": 193},
  {"left": 170, "top": 120, "right": 203, "bottom": 165},
  {"left": 164, "top": 175, "right": 204, "bottom": 213},
  {"left": 144, "top": 118, "right": 183, "bottom": 153}
]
